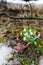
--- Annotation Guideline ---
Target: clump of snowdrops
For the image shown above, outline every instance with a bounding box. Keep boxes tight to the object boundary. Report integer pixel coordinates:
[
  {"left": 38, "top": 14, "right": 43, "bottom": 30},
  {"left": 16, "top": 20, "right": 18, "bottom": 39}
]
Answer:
[{"left": 20, "top": 26, "right": 40, "bottom": 45}]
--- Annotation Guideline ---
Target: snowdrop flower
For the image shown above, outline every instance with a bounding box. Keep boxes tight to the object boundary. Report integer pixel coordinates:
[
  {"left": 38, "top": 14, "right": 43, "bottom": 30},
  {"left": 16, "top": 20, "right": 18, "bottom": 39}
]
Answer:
[
  {"left": 30, "top": 32, "right": 33, "bottom": 35},
  {"left": 38, "top": 33, "right": 40, "bottom": 37},
  {"left": 23, "top": 37, "right": 26, "bottom": 41},
  {"left": 29, "top": 29, "right": 33, "bottom": 35},
  {"left": 34, "top": 31, "right": 36, "bottom": 34},
  {"left": 20, "top": 32, "right": 22, "bottom": 36},
  {"left": 29, "top": 29, "right": 31, "bottom": 33},
  {"left": 23, "top": 28, "right": 26, "bottom": 32},
  {"left": 24, "top": 32, "right": 28, "bottom": 36}
]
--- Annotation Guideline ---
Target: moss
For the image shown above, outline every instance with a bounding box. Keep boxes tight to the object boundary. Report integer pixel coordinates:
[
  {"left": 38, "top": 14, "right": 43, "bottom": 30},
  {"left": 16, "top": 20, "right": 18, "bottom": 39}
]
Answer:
[
  {"left": 18, "top": 57, "right": 30, "bottom": 65},
  {"left": 7, "top": 57, "right": 14, "bottom": 62}
]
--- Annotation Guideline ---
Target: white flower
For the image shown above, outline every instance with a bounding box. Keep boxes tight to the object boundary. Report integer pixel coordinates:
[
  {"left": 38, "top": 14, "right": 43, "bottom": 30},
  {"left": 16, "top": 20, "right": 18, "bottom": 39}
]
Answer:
[
  {"left": 23, "top": 28, "right": 26, "bottom": 32},
  {"left": 20, "top": 32, "right": 22, "bottom": 36},
  {"left": 38, "top": 33, "right": 40, "bottom": 37},
  {"left": 30, "top": 32, "right": 33, "bottom": 35},
  {"left": 24, "top": 32, "right": 28, "bottom": 36},
  {"left": 34, "top": 31, "right": 36, "bottom": 34},
  {"left": 29, "top": 29, "right": 31, "bottom": 33},
  {"left": 23, "top": 37, "right": 26, "bottom": 41},
  {"left": 29, "top": 29, "right": 33, "bottom": 35}
]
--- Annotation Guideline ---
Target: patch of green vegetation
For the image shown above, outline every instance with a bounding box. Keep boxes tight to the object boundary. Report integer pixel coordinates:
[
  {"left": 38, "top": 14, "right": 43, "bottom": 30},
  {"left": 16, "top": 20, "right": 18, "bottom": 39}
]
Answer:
[
  {"left": 0, "top": 38, "right": 4, "bottom": 43},
  {"left": 18, "top": 57, "right": 30, "bottom": 65},
  {"left": 0, "top": 25, "right": 10, "bottom": 32},
  {"left": 20, "top": 26, "right": 40, "bottom": 45},
  {"left": 7, "top": 57, "right": 14, "bottom": 62},
  {"left": 0, "top": 37, "right": 7, "bottom": 43},
  {"left": 19, "top": 26, "right": 43, "bottom": 65},
  {"left": 31, "top": 57, "right": 39, "bottom": 65},
  {"left": 37, "top": 40, "right": 43, "bottom": 54}
]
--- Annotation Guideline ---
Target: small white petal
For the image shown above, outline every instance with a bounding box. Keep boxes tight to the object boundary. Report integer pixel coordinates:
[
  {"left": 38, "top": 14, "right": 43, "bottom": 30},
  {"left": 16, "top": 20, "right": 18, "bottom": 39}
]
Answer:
[
  {"left": 29, "top": 31, "right": 33, "bottom": 35},
  {"left": 20, "top": 32, "right": 22, "bottom": 36},
  {"left": 23, "top": 37, "right": 26, "bottom": 41},
  {"left": 23, "top": 28, "right": 26, "bottom": 32},
  {"left": 29, "top": 29, "right": 33, "bottom": 35},
  {"left": 34, "top": 31, "right": 36, "bottom": 34},
  {"left": 29, "top": 29, "right": 31, "bottom": 33},
  {"left": 38, "top": 33, "right": 40, "bottom": 37},
  {"left": 24, "top": 32, "right": 28, "bottom": 36}
]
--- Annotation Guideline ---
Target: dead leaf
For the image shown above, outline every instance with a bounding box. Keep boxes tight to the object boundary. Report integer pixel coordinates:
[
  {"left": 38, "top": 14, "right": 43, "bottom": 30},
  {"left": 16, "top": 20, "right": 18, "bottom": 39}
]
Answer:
[{"left": 14, "top": 43, "right": 28, "bottom": 53}]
